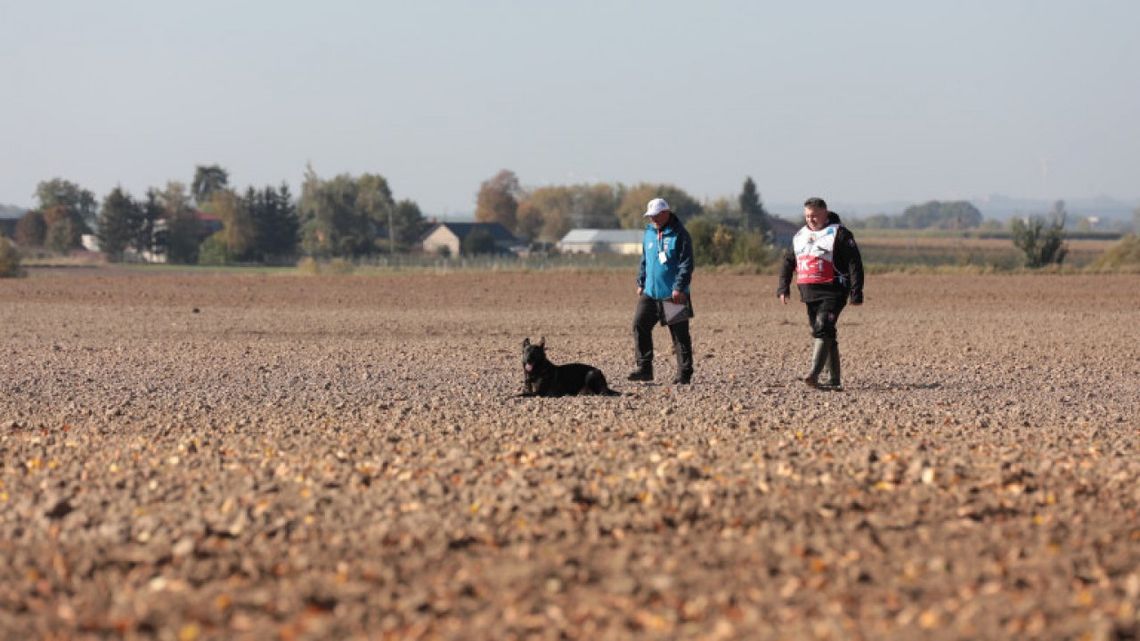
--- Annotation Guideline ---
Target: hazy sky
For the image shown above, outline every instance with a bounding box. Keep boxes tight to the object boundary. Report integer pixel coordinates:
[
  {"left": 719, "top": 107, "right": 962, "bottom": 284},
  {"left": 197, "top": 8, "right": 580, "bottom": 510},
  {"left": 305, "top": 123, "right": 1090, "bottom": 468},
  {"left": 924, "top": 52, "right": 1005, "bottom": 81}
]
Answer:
[{"left": 2, "top": 0, "right": 1138, "bottom": 215}]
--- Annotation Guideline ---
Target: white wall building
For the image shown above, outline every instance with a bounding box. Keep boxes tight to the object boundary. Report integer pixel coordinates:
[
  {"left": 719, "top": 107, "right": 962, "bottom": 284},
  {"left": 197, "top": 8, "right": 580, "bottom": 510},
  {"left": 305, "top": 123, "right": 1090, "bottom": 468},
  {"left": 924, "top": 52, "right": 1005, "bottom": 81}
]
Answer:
[{"left": 558, "top": 229, "right": 644, "bottom": 255}]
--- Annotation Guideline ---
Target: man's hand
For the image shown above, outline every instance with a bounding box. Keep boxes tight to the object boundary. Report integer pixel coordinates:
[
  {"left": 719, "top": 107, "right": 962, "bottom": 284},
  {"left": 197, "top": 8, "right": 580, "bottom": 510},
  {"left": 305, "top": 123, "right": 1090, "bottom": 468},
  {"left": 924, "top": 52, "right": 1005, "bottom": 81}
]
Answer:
[
  {"left": 779, "top": 294, "right": 788, "bottom": 305},
  {"left": 671, "top": 290, "right": 688, "bottom": 305}
]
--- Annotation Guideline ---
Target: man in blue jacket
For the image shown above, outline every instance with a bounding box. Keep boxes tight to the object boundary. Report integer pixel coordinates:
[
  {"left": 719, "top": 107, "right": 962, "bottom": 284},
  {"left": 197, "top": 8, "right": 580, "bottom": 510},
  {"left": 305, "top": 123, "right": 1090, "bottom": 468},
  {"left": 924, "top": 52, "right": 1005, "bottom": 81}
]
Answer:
[{"left": 629, "top": 198, "right": 695, "bottom": 385}]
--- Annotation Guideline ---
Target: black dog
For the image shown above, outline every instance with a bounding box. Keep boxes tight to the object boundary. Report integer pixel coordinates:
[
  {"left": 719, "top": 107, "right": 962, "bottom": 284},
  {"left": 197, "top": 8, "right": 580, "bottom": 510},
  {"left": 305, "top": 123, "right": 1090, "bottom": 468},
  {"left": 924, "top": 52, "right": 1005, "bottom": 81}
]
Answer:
[{"left": 520, "top": 337, "right": 620, "bottom": 397}]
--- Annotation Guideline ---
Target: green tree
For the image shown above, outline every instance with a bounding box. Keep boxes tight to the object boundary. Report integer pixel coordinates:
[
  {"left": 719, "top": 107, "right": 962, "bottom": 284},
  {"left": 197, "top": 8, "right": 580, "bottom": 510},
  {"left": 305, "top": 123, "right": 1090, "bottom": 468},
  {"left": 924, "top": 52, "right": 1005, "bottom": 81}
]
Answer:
[
  {"left": 197, "top": 233, "right": 231, "bottom": 265},
  {"left": 461, "top": 227, "right": 498, "bottom": 256},
  {"left": 35, "top": 179, "right": 95, "bottom": 251},
  {"left": 898, "top": 200, "right": 983, "bottom": 230},
  {"left": 1011, "top": 201, "right": 1067, "bottom": 268},
  {"left": 159, "top": 182, "right": 201, "bottom": 264},
  {"left": 518, "top": 184, "right": 620, "bottom": 242},
  {"left": 515, "top": 200, "right": 545, "bottom": 242},
  {"left": 96, "top": 186, "right": 143, "bottom": 261},
  {"left": 248, "top": 184, "right": 300, "bottom": 261},
  {"left": 35, "top": 179, "right": 97, "bottom": 227},
  {"left": 732, "top": 231, "right": 774, "bottom": 266},
  {"left": 299, "top": 167, "right": 394, "bottom": 257},
  {"left": 522, "top": 186, "right": 574, "bottom": 242},
  {"left": 15, "top": 211, "right": 46, "bottom": 246},
  {"left": 42, "top": 205, "right": 84, "bottom": 253},
  {"left": 616, "top": 184, "right": 702, "bottom": 229},
  {"left": 686, "top": 218, "right": 716, "bottom": 266},
  {"left": 0, "top": 237, "right": 23, "bottom": 278},
  {"left": 391, "top": 199, "right": 427, "bottom": 249},
  {"left": 739, "top": 177, "right": 771, "bottom": 237},
  {"left": 710, "top": 225, "right": 736, "bottom": 264},
  {"left": 475, "top": 170, "right": 521, "bottom": 232},
  {"left": 207, "top": 189, "right": 256, "bottom": 260},
  {"left": 138, "top": 189, "right": 163, "bottom": 255},
  {"left": 191, "top": 165, "right": 229, "bottom": 206},
  {"left": 356, "top": 173, "right": 396, "bottom": 253},
  {"left": 701, "top": 197, "right": 739, "bottom": 227},
  {"left": 686, "top": 217, "right": 771, "bottom": 267},
  {"left": 574, "top": 184, "right": 620, "bottom": 229}
]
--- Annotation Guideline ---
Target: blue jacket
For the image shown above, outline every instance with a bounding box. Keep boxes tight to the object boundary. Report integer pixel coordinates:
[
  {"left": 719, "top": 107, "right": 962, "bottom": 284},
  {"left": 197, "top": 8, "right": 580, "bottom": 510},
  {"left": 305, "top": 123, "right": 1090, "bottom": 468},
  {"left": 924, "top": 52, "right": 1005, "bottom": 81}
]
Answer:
[{"left": 636, "top": 216, "right": 694, "bottom": 300}]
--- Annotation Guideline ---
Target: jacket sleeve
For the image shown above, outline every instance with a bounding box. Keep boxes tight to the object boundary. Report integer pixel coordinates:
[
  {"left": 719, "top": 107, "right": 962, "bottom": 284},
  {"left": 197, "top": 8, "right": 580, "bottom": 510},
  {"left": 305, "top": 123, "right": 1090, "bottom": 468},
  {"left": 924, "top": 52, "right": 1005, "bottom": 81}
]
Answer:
[
  {"left": 776, "top": 247, "right": 795, "bottom": 296},
  {"left": 672, "top": 227, "right": 694, "bottom": 293},
  {"left": 636, "top": 230, "right": 647, "bottom": 290},
  {"left": 665, "top": 226, "right": 693, "bottom": 291},
  {"left": 838, "top": 229, "right": 864, "bottom": 303}
]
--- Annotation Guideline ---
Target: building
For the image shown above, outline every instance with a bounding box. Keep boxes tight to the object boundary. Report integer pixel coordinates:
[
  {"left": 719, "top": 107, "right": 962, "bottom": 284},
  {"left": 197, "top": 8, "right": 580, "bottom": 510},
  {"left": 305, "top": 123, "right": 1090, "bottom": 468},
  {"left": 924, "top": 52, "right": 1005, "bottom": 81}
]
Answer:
[
  {"left": 768, "top": 217, "right": 800, "bottom": 248},
  {"left": 558, "top": 229, "right": 644, "bottom": 255},
  {"left": 421, "top": 222, "right": 518, "bottom": 256},
  {"left": 0, "top": 207, "right": 23, "bottom": 239}
]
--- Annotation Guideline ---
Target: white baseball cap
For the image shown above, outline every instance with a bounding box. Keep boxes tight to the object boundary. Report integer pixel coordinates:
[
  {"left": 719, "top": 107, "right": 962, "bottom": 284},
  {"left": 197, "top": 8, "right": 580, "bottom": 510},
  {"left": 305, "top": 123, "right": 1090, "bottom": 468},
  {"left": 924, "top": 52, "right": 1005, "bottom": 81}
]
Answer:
[{"left": 643, "top": 197, "right": 671, "bottom": 217}]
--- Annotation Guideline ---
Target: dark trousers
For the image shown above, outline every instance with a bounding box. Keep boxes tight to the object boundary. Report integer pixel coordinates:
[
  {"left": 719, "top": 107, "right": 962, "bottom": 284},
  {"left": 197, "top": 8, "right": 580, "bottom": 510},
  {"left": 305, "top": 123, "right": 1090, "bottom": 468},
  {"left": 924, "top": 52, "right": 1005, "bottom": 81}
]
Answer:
[
  {"left": 806, "top": 297, "right": 847, "bottom": 340},
  {"left": 633, "top": 294, "right": 693, "bottom": 374}
]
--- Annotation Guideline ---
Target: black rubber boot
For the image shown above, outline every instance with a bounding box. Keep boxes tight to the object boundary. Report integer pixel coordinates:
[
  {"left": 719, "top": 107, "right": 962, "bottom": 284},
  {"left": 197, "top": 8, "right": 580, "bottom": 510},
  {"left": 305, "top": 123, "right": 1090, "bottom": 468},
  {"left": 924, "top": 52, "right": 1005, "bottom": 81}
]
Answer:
[
  {"left": 673, "top": 349, "right": 692, "bottom": 385},
  {"left": 823, "top": 341, "right": 841, "bottom": 390},
  {"left": 803, "top": 338, "right": 830, "bottom": 388},
  {"left": 627, "top": 366, "right": 653, "bottom": 382}
]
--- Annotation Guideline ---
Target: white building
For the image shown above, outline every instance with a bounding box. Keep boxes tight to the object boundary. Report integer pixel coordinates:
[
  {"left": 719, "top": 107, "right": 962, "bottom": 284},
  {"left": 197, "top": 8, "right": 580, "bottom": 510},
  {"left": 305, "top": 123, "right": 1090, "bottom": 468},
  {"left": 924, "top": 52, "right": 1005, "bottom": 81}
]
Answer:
[{"left": 558, "top": 229, "right": 644, "bottom": 255}]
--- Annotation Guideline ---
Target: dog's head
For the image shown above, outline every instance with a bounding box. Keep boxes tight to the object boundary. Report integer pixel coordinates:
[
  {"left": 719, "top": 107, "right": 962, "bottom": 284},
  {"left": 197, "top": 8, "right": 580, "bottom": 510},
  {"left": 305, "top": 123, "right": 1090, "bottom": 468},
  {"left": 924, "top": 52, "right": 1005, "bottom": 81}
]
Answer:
[{"left": 522, "top": 337, "right": 547, "bottom": 374}]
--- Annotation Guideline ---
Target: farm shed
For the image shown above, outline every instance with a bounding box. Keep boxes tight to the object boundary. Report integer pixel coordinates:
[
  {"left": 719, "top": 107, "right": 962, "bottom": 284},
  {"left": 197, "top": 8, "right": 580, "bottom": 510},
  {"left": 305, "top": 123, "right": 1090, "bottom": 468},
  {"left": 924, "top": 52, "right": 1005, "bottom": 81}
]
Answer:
[{"left": 558, "top": 229, "right": 644, "bottom": 255}]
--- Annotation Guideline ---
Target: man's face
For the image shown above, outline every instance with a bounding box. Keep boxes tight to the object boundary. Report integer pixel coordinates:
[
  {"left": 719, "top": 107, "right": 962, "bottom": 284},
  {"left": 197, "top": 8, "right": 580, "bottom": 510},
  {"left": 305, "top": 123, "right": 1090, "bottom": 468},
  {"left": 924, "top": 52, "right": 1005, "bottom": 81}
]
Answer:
[
  {"left": 803, "top": 206, "right": 827, "bottom": 230},
  {"left": 649, "top": 210, "right": 671, "bottom": 229}
]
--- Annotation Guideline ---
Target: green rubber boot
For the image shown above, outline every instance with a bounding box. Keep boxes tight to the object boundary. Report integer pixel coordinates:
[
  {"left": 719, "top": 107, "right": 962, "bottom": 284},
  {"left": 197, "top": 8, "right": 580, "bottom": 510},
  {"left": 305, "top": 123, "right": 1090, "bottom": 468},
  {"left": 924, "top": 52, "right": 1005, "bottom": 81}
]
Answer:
[
  {"left": 823, "top": 340, "right": 842, "bottom": 390},
  {"left": 804, "top": 338, "right": 830, "bottom": 388}
]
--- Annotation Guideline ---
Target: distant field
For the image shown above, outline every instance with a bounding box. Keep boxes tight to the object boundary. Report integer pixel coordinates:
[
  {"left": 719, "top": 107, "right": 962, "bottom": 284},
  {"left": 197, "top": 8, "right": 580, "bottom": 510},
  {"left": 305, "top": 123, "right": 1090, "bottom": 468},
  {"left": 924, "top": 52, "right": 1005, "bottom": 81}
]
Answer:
[{"left": 857, "top": 234, "right": 1116, "bottom": 269}]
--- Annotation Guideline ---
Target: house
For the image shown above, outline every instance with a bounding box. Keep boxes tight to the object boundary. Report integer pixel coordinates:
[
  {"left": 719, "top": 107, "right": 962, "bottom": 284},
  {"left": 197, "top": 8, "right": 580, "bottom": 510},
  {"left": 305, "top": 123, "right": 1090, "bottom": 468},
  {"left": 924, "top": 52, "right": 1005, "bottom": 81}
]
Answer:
[
  {"left": 767, "top": 217, "right": 800, "bottom": 248},
  {"left": 558, "top": 229, "right": 644, "bottom": 255},
  {"left": 0, "top": 206, "right": 23, "bottom": 239},
  {"left": 421, "top": 222, "right": 518, "bottom": 256}
]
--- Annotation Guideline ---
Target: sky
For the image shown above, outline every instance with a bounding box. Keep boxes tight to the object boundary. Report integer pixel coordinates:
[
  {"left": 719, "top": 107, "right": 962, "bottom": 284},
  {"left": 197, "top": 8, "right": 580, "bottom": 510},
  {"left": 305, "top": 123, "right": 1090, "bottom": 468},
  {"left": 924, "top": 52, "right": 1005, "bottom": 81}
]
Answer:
[{"left": 2, "top": 0, "right": 1138, "bottom": 217}]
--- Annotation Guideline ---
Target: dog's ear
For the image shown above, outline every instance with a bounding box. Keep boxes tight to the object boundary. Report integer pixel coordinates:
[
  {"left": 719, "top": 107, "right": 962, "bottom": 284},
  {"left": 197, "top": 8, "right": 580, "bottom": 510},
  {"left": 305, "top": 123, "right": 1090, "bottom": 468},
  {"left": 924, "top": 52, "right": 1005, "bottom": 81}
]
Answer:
[
  {"left": 538, "top": 336, "right": 545, "bottom": 347},
  {"left": 522, "top": 338, "right": 530, "bottom": 348}
]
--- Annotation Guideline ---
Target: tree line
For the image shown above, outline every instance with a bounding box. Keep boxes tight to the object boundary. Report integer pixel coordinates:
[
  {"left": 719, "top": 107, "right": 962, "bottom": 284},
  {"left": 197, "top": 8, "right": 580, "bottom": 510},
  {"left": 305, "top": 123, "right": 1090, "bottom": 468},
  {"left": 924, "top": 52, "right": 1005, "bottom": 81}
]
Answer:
[
  {"left": 475, "top": 170, "right": 777, "bottom": 265},
  {"left": 8, "top": 165, "right": 430, "bottom": 264},
  {"left": 474, "top": 170, "right": 772, "bottom": 240},
  {"left": 850, "top": 201, "right": 984, "bottom": 230},
  {"left": 3, "top": 167, "right": 1083, "bottom": 269},
  {"left": 6, "top": 167, "right": 782, "bottom": 266}
]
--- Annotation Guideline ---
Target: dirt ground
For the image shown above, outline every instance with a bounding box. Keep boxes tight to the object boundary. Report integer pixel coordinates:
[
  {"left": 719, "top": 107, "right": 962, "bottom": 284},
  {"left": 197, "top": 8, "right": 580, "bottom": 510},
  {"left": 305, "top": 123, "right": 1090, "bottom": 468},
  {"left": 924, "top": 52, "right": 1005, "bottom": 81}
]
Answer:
[{"left": 1, "top": 268, "right": 1137, "bottom": 640}]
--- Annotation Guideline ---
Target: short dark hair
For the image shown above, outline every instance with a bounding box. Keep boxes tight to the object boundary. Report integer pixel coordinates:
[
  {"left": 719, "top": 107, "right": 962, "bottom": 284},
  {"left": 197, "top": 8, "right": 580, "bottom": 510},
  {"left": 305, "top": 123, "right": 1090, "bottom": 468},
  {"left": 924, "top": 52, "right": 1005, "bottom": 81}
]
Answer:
[{"left": 803, "top": 197, "right": 828, "bottom": 211}]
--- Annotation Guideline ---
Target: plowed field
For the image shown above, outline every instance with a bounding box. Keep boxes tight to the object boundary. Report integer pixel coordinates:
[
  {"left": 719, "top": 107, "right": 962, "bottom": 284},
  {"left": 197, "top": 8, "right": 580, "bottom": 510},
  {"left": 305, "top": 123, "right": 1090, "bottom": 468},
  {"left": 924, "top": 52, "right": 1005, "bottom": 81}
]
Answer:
[{"left": 2, "top": 269, "right": 1137, "bottom": 640}]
